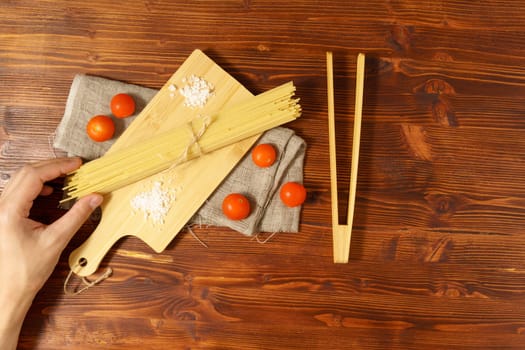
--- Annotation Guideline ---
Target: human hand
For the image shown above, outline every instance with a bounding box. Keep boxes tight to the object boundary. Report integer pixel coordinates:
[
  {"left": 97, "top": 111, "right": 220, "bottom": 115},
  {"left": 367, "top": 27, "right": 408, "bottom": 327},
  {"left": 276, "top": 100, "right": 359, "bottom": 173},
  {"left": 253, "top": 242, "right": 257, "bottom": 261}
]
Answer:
[{"left": 0, "top": 158, "right": 103, "bottom": 349}]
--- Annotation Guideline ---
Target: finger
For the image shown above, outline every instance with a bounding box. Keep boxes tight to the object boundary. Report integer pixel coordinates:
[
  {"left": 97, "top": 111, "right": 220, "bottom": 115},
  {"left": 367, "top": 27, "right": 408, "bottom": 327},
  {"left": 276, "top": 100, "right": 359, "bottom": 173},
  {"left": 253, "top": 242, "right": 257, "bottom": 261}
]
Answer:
[
  {"left": 39, "top": 185, "right": 54, "bottom": 196},
  {"left": 46, "top": 193, "right": 103, "bottom": 249},
  {"left": 5, "top": 157, "right": 81, "bottom": 191},
  {"left": 1, "top": 158, "right": 82, "bottom": 216},
  {"left": 30, "top": 157, "right": 82, "bottom": 181},
  {"left": 30, "top": 156, "right": 81, "bottom": 168}
]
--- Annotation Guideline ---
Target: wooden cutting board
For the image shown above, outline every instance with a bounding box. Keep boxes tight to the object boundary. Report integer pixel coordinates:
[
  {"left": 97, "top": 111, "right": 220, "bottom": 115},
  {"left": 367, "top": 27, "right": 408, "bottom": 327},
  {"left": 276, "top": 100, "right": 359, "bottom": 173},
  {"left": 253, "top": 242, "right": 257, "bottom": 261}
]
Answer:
[{"left": 69, "top": 49, "right": 258, "bottom": 277}]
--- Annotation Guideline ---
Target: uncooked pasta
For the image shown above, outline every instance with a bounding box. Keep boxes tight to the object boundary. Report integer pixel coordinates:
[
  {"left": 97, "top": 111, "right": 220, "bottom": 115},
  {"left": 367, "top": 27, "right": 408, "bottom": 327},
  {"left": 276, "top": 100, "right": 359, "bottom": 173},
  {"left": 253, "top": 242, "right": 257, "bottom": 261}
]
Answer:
[{"left": 61, "top": 81, "right": 301, "bottom": 203}]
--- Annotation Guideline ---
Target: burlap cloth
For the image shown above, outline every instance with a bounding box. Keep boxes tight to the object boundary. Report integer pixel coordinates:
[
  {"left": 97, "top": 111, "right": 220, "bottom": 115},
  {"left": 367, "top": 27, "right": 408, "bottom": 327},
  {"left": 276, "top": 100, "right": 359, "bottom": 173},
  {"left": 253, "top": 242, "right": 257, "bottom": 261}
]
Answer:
[
  {"left": 54, "top": 74, "right": 158, "bottom": 160},
  {"left": 54, "top": 74, "right": 306, "bottom": 236},
  {"left": 191, "top": 127, "right": 305, "bottom": 235}
]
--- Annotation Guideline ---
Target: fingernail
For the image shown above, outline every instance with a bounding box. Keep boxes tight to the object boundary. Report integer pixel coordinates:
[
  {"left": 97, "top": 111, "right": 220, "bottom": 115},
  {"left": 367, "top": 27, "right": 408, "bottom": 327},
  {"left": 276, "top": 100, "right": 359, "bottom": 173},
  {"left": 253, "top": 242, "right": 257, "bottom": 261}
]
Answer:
[{"left": 89, "top": 195, "right": 103, "bottom": 209}]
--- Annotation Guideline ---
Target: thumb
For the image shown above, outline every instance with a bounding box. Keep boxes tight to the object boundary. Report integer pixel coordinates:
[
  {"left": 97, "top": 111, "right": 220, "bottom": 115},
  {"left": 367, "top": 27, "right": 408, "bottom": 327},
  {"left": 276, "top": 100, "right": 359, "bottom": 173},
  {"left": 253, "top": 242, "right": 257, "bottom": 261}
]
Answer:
[{"left": 48, "top": 194, "right": 103, "bottom": 249}]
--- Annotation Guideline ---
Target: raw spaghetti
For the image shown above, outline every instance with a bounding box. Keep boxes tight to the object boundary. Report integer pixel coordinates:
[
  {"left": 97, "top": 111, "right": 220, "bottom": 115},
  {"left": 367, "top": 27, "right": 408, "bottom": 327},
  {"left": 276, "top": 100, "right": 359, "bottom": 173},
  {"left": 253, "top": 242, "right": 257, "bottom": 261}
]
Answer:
[{"left": 61, "top": 81, "right": 301, "bottom": 203}]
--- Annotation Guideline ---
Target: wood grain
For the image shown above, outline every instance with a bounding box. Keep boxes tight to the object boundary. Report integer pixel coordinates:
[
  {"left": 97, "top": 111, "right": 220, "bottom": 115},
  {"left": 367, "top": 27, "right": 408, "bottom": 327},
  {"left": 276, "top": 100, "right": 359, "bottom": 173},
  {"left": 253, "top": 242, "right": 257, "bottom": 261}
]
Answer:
[{"left": 2, "top": 0, "right": 525, "bottom": 349}]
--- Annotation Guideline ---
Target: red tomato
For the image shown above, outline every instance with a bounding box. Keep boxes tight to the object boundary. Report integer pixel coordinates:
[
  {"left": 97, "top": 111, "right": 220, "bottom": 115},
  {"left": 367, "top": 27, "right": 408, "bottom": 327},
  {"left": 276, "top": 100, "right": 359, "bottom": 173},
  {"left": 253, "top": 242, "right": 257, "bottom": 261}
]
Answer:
[
  {"left": 251, "top": 143, "right": 277, "bottom": 168},
  {"left": 280, "top": 182, "right": 307, "bottom": 207},
  {"left": 110, "top": 93, "right": 136, "bottom": 118},
  {"left": 222, "top": 193, "right": 251, "bottom": 220},
  {"left": 86, "top": 115, "right": 115, "bottom": 142}
]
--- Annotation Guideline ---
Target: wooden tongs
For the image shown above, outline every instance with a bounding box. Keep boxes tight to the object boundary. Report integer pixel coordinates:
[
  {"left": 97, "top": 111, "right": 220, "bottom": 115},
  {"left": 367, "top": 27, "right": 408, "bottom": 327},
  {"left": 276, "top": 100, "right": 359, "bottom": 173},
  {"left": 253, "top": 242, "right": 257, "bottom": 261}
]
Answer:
[{"left": 326, "top": 52, "right": 365, "bottom": 263}]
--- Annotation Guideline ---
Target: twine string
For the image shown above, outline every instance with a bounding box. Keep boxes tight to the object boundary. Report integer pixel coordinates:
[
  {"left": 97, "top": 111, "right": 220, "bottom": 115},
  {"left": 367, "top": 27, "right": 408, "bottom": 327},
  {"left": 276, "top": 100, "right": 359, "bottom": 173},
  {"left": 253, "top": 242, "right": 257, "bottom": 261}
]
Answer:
[
  {"left": 171, "top": 115, "right": 212, "bottom": 168},
  {"left": 185, "top": 224, "right": 209, "bottom": 248},
  {"left": 64, "top": 263, "right": 113, "bottom": 296},
  {"left": 254, "top": 231, "right": 278, "bottom": 244}
]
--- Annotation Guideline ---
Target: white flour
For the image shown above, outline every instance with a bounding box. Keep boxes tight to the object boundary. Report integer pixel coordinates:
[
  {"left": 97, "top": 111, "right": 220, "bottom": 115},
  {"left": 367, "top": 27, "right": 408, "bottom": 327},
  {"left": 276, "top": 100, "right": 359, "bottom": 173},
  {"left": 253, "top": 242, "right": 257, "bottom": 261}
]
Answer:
[
  {"left": 179, "top": 75, "right": 215, "bottom": 108},
  {"left": 130, "top": 181, "right": 176, "bottom": 225}
]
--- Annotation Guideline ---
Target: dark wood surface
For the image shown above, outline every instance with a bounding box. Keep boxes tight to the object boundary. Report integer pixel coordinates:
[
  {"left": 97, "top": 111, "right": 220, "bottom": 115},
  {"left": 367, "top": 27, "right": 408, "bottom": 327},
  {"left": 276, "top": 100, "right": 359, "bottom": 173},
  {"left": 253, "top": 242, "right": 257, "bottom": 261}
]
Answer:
[{"left": 2, "top": 1, "right": 525, "bottom": 349}]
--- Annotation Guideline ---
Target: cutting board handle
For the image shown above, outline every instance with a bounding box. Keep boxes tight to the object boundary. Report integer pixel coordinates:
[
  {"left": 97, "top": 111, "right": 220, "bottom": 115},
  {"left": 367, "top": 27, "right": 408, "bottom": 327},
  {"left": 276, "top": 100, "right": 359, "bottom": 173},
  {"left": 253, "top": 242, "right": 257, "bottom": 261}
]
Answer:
[{"left": 68, "top": 211, "right": 127, "bottom": 277}]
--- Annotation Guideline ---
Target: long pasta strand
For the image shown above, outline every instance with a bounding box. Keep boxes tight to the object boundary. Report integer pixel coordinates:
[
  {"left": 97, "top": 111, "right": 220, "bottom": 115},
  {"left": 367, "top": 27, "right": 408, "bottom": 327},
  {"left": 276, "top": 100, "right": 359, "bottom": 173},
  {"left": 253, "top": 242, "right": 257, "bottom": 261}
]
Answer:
[{"left": 61, "top": 81, "right": 301, "bottom": 203}]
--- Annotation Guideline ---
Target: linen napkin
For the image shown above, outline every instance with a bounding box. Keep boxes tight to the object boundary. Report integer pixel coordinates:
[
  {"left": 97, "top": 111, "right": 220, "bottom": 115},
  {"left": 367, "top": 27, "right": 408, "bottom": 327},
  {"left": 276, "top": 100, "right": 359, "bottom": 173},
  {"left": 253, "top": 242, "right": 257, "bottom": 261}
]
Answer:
[
  {"left": 54, "top": 74, "right": 157, "bottom": 160},
  {"left": 191, "top": 127, "right": 306, "bottom": 235}
]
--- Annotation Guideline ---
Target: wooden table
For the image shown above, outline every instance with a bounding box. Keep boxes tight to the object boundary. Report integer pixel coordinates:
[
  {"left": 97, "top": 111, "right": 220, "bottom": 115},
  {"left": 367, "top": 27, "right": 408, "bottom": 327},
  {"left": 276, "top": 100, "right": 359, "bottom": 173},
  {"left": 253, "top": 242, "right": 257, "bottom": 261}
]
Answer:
[{"left": 2, "top": 1, "right": 525, "bottom": 349}]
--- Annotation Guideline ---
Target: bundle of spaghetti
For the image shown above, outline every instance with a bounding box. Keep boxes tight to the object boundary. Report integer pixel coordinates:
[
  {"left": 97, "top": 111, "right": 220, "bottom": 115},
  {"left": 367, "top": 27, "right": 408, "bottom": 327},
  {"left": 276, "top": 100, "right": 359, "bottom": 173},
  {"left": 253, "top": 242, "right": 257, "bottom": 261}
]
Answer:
[{"left": 61, "top": 81, "right": 301, "bottom": 203}]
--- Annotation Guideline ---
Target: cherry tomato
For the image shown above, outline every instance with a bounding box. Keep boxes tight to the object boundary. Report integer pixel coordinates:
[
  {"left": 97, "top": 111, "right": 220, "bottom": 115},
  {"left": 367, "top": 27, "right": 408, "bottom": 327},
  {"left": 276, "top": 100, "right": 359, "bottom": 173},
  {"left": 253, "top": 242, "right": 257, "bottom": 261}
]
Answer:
[
  {"left": 280, "top": 182, "right": 307, "bottom": 207},
  {"left": 251, "top": 143, "right": 277, "bottom": 168},
  {"left": 110, "top": 93, "right": 136, "bottom": 118},
  {"left": 222, "top": 193, "right": 251, "bottom": 220},
  {"left": 86, "top": 115, "right": 115, "bottom": 142}
]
